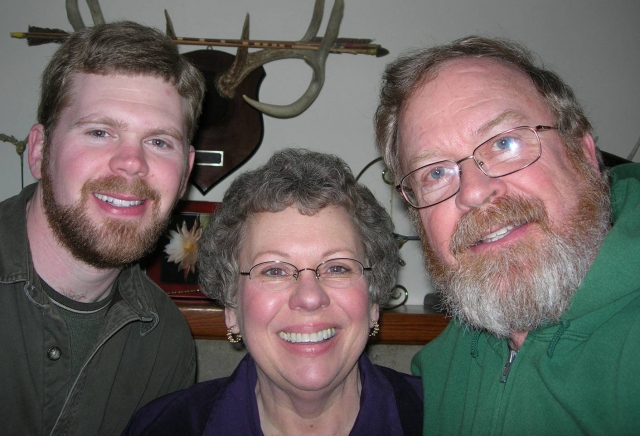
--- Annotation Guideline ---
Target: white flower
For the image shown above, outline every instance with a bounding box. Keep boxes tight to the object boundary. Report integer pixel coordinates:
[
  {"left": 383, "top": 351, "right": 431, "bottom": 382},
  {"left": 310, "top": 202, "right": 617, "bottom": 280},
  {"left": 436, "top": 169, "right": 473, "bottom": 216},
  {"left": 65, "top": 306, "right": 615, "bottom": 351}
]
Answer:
[{"left": 164, "top": 219, "right": 203, "bottom": 278}]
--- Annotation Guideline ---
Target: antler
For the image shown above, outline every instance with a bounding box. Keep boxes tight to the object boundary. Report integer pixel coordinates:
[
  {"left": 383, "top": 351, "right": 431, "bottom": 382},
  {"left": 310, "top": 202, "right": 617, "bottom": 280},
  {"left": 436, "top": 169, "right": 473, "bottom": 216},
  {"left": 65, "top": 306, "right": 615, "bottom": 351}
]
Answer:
[
  {"left": 66, "top": 0, "right": 105, "bottom": 31},
  {"left": 216, "top": 0, "right": 344, "bottom": 119}
]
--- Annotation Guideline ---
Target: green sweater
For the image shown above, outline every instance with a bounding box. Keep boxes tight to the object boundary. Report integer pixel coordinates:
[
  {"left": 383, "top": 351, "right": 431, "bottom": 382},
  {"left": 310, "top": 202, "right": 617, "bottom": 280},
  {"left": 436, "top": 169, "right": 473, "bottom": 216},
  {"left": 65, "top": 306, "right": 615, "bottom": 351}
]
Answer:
[{"left": 412, "top": 163, "right": 640, "bottom": 436}]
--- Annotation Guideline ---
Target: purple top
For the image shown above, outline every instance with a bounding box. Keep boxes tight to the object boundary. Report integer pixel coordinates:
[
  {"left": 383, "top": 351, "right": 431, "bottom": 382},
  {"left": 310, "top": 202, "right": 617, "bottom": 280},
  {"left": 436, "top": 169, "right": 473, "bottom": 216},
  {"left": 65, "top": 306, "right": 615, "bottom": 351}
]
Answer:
[{"left": 123, "top": 353, "right": 423, "bottom": 435}]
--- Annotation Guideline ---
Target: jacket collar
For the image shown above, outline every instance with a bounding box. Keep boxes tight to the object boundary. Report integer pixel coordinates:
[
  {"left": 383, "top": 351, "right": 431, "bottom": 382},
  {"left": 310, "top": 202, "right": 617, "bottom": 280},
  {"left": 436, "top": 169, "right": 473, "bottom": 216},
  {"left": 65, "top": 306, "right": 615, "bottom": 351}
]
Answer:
[
  {"left": 563, "top": 162, "right": 640, "bottom": 320},
  {"left": 0, "top": 183, "right": 159, "bottom": 324},
  {"left": 0, "top": 183, "right": 36, "bottom": 285}
]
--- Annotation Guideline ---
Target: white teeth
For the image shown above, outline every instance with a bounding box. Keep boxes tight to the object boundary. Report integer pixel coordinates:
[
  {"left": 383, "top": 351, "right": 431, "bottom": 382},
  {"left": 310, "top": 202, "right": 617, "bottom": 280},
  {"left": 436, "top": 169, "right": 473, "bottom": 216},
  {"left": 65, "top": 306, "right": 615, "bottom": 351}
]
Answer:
[
  {"left": 279, "top": 327, "right": 336, "bottom": 344},
  {"left": 472, "top": 221, "right": 529, "bottom": 247},
  {"left": 481, "top": 225, "right": 515, "bottom": 243},
  {"left": 95, "top": 193, "right": 143, "bottom": 207}
]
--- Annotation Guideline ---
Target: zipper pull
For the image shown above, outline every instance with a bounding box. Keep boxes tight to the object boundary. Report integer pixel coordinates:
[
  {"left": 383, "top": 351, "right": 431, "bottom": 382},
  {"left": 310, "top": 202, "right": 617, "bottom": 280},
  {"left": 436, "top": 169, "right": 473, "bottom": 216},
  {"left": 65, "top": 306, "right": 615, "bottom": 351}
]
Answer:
[{"left": 500, "top": 349, "right": 518, "bottom": 383}]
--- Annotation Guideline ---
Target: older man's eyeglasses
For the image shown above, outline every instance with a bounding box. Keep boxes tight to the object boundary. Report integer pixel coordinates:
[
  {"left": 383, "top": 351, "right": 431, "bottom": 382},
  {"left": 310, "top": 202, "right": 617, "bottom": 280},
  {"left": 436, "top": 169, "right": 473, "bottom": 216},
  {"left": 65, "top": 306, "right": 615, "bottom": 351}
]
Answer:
[
  {"left": 397, "top": 125, "right": 557, "bottom": 209},
  {"left": 240, "top": 258, "right": 371, "bottom": 292}
]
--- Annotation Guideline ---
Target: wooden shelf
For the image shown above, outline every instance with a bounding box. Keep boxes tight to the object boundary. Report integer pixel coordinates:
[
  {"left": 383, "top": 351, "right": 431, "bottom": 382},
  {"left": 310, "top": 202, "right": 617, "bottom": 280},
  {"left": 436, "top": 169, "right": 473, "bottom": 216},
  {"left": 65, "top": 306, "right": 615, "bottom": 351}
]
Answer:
[
  {"left": 177, "top": 300, "right": 449, "bottom": 345},
  {"left": 370, "top": 305, "right": 450, "bottom": 345}
]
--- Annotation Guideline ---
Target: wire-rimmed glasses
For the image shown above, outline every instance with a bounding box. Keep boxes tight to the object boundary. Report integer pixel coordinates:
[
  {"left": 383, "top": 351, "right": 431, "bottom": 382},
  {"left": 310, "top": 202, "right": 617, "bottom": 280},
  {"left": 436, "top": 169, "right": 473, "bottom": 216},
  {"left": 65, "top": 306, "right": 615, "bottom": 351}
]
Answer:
[
  {"left": 397, "top": 125, "right": 556, "bottom": 209},
  {"left": 240, "top": 258, "right": 371, "bottom": 292}
]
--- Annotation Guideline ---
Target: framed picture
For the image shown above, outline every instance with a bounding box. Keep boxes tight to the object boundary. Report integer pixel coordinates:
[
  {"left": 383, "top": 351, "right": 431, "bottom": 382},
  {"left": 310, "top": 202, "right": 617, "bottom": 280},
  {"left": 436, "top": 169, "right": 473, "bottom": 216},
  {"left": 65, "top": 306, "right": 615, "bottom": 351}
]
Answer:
[{"left": 143, "top": 200, "right": 220, "bottom": 299}]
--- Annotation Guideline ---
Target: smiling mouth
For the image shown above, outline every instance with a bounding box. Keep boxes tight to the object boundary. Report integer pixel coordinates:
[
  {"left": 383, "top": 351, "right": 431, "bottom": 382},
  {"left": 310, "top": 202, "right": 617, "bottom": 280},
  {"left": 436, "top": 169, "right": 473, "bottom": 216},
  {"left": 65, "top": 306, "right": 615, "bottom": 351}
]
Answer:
[
  {"left": 278, "top": 327, "right": 336, "bottom": 344},
  {"left": 471, "top": 222, "right": 526, "bottom": 247},
  {"left": 94, "top": 193, "right": 144, "bottom": 208}
]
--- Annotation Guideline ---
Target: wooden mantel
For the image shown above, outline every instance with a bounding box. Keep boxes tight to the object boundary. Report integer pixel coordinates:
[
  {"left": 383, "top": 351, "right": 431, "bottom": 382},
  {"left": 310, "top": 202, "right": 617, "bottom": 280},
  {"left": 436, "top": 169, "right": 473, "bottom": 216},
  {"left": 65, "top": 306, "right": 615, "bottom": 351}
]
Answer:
[{"left": 177, "top": 299, "right": 449, "bottom": 346}]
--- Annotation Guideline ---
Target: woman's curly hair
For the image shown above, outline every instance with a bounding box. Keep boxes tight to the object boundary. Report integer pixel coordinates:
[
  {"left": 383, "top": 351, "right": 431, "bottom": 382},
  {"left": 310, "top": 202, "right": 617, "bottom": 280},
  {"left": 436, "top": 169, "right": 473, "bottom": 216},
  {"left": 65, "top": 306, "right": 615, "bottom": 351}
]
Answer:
[{"left": 198, "top": 148, "right": 400, "bottom": 308}]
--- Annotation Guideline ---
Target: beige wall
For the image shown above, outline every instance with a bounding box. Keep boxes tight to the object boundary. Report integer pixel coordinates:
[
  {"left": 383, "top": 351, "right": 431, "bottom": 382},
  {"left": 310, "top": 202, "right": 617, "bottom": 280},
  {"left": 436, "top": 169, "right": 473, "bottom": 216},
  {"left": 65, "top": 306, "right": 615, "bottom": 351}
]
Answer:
[{"left": 2, "top": 0, "right": 639, "bottom": 308}]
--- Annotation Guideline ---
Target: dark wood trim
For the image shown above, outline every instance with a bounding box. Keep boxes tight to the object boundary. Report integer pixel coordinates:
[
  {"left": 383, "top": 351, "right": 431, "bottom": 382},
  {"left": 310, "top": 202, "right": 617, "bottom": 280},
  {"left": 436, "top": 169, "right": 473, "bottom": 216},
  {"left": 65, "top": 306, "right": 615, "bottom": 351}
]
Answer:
[
  {"left": 177, "top": 300, "right": 449, "bottom": 345},
  {"left": 370, "top": 305, "right": 450, "bottom": 345}
]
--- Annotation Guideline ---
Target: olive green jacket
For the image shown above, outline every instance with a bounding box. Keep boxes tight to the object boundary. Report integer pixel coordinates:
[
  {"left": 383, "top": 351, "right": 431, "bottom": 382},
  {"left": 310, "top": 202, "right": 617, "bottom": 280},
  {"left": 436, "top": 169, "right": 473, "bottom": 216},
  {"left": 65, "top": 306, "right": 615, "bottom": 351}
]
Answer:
[{"left": 0, "top": 184, "right": 196, "bottom": 436}]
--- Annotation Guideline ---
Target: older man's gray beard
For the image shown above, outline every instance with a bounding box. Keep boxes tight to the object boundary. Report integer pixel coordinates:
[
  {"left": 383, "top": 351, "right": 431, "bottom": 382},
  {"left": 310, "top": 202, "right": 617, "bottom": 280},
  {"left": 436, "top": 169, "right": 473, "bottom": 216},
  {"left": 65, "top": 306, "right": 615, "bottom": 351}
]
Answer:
[{"left": 419, "top": 178, "right": 611, "bottom": 338}]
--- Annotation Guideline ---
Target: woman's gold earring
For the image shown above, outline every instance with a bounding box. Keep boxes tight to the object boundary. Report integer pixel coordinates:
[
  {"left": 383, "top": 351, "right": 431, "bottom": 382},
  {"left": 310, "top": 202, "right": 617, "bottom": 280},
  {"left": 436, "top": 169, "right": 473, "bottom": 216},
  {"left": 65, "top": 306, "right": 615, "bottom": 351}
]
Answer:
[
  {"left": 227, "top": 326, "right": 243, "bottom": 343},
  {"left": 369, "top": 320, "right": 380, "bottom": 337}
]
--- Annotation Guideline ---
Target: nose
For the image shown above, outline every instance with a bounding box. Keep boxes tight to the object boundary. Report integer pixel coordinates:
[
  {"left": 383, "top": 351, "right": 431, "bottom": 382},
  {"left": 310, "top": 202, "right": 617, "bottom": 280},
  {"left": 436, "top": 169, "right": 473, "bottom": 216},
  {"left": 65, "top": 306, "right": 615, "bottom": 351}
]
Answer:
[
  {"left": 454, "top": 157, "right": 507, "bottom": 210},
  {"left": 109, "top": 140, "right": 149, "bottom": 178},
  {"left": 288, "top": 270, "right": 330, "bottom": 311}
]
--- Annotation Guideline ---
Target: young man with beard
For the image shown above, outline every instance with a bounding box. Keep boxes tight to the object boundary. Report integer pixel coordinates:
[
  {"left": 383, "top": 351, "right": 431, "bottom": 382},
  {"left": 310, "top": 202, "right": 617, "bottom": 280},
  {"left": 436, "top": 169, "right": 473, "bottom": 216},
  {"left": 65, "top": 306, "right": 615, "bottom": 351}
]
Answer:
[
  {"left": 0, "top": 22, "right": 205, "bottom": 435},
  {"left": 375, "top": 36, "right": 640, "bottom": 434}
]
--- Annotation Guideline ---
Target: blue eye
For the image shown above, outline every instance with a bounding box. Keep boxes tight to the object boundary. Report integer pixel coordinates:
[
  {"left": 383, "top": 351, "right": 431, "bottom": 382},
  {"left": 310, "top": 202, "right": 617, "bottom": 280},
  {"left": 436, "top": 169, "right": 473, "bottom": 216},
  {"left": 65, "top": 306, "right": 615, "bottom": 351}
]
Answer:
[
  {"left": 493, "top": 136, "right": 520, "bottom": 152},
  {"left": 149, "top": 138, "right": 170, "bottom": 149},
  {"left": 89, "top": 129, "right": 109, "bottom": 138},
  {"left": 428, "top": 166, "right": 447, "bottom": 180}
]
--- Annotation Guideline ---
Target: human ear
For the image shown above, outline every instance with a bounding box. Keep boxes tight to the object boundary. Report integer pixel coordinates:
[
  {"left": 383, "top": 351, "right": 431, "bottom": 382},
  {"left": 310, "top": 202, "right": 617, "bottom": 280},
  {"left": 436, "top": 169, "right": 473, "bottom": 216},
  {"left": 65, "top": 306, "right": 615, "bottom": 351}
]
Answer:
[
  {"left": 369, "top": 303, "right": 380, "bottom": 327},
  {"left": 224, "top": 307, "right": 240, "bottom": 333},
  {"left": 27, "top": 124, "right": 46, "bottom": 180},
  {"left": 580, "top": 133, "right": 599, "bottom": 170}
]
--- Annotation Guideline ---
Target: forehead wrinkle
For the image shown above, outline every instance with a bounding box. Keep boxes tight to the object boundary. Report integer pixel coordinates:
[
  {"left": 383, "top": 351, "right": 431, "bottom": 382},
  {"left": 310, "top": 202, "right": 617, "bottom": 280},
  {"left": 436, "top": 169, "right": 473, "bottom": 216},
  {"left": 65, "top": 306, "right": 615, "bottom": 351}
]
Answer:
[{"left": 399, "top": 114, "right": 451, "bottom": 170}]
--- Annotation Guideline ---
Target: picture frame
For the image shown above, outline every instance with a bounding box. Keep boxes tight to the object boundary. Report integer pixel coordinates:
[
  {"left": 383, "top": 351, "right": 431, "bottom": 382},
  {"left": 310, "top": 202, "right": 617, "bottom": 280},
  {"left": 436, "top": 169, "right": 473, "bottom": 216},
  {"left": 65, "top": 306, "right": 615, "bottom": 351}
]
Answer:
[{"left": 142, "top": 200, "right": 220, "bottom": 299}]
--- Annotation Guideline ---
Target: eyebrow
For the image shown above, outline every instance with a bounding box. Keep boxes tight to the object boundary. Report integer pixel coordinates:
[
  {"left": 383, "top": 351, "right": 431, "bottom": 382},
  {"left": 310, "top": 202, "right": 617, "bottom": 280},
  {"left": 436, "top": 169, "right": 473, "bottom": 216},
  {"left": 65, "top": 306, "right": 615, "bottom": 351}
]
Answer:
[
  {"left": 147, "top": 128, "right": 185, "bottom": 144},
  {"left": 73, "top": 115, "right": 185, "bottom": 144},
  {"left": 73, "top": 115, "right": 124, "bottom": 130},
  {"left": 474, "top": 110, "right": 527, "bottom": 138},
  {"left": 252, "top": 250, "right": 290, "bottom": 261}
]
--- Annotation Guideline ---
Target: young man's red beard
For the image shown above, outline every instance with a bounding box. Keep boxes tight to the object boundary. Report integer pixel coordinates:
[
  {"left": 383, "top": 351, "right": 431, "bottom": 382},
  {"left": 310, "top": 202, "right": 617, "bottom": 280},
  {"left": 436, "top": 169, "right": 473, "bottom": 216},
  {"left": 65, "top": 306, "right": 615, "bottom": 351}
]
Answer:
[
  {"left": 41, "top": 166, "right": 170, "bottom": 270},
  {"left": 418, "top": 168, "right": 611, "bottom": 338}
]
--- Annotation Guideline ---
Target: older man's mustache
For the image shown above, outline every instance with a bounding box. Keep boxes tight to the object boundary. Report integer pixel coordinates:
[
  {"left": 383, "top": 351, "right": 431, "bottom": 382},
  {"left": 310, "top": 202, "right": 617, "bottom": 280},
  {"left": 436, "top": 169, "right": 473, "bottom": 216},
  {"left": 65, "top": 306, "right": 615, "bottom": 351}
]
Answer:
[{"left": 450, "top": 195, "right": 548, "bottom": 256}]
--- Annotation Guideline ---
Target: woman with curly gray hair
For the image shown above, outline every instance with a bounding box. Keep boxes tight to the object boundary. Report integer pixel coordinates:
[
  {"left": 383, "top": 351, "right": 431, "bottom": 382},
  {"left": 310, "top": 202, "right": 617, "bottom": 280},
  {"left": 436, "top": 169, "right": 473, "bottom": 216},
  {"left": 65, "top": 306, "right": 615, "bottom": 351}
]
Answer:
[{"left": 124, "top": 148, "right": 423, "bottom": 435}]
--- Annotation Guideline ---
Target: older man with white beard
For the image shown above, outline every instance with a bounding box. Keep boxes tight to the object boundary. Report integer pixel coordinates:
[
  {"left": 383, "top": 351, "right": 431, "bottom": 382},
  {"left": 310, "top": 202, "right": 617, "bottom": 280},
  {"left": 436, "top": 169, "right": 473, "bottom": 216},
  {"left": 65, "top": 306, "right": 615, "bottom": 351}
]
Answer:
[
  {"left": 375, "top": 35, "right": 640, "bottom": 435},
  {"left": 0, "top": 22, "right": 205, "bottom": 436}
]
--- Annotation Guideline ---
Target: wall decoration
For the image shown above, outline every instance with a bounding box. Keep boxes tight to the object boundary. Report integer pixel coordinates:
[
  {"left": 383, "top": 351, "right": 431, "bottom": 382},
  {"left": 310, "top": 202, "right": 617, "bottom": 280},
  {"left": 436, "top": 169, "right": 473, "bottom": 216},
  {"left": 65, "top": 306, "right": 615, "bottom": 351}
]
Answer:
[
  {"left": 142, "top": 201, "right": 220, "bottom": 299},
  {"left": 11, "top": 0, "right": 388, "bottom": 194},
  {"left": 0, "top": 134, "right": 27, "bottom": 189},
  {"left": 183, "top": 49, "right": 266, "bottom": 194},
  {"left": 355, "top": 157, "right": 419, "bottom": 310}
]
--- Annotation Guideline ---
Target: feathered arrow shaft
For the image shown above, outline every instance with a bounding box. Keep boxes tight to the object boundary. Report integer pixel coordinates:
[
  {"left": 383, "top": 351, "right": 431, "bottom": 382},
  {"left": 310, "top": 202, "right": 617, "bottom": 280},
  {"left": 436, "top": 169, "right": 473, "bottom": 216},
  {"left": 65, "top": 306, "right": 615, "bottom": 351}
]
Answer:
[{"left": 11, "top": 26, "right": 388, "bottom": 56}]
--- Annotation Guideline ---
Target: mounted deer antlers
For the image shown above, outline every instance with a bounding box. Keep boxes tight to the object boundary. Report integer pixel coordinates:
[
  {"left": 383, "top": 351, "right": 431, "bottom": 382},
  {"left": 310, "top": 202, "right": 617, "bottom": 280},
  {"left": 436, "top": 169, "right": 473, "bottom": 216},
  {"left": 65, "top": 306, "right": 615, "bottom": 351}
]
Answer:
[
  {"left": 216, "top": 0, "right": 344, "bottom": 119},
  {"left": 10, "top": 0, "right": 382, "bottom": 192},
  {"left": 48, "top": 0, "right": 349, "bottom": 119},
  {"left": 66, "top": 0, "right": 105, "bottom": 31}
]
